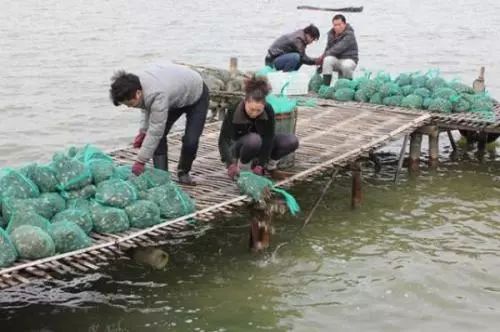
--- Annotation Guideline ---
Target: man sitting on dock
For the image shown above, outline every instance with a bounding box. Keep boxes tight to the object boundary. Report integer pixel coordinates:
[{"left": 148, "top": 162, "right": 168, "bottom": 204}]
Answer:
[
  {"left": 320, "top": 14, "right": 359, "bottom": 85},
  {"left": 110, "top": 62, "right": 209, "bottom": 185},
  {"left": 265, "top": 24, "right": 321, "bottom": 72}
]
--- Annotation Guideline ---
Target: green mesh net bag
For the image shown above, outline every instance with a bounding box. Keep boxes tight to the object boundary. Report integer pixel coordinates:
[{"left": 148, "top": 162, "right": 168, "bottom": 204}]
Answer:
[
  {"left": 52, "top": 153, "right": 92, "bottom": 191},
  {"left": 147, "top": 183, "right": 195, "bottom": 219},
  {"left": 0, "top": 168, "right": 40, "bottom": 201},
  {"left": 308, "top": 73, "right": 323, "bottom": 93},
  {"left": 95, "top": 179, "right": 138, "bottom": 208},
  {"left": 452, "top": 97, "right": 471, "bottom": 113},
  {"left": 256, "top": 66, "right": 276, "bottom": 77},
  {"left": 410, "top": 74, "right": 428, "bottom": 88},
  {"left": 87, "top": 159, "right": 115, "bottom": 184},
  {"left": 414, "top": 87, "right": 431, "bottom": 99},
  {"left": 357, "top": 79, "right": 379, "bottom": 97},
  {"left": 113, "top": 165, "right": 132, "bottom": 181},
  {"left": 66, "top": 197, "right": 91, "bottom": 212},
  {"left": 125, "top": 200, "right": 162, "bottom": 229},
  {"left": 422, "top": 97, "right": 433, "bottom": 109},
  {"left": 395, "top": 73, "right": 412, "bottom": 87},
  {"left": 0, "top": 228, "right": 17, "bottom": 267},
  {"left": 401, "top": 94, "right": 424, "bottom": 109},
  {"left": 369, "top": 92, "right": 383, "bottom": 105},
  {"left": 425, "top": 76, "right": 447, "bottom": 92},
  {"left": 2, "top": 193, "right": 66, "bottom": 221},
  {"left": 383, "top": 95, "right": 403, "bottom": 107},
  {"left": 27, "top": 164, "right": 59, "bottom": 193},
  {"left": 428, "top": 98, "right": 453, "bottom": 113},
  {"left": 90, "top": 201, "right": 130, "bottom": 233},
  {"left": 10, "top": 225, "right": 55, "bottom": 259},
  {"left": 379, "top": 82, "right": 401, "bottom": 98},
  {"left": 236, "top": 171, "right": 300, "bottom": 215},
  {"left": 433, "top": 87, "right": 458, "bottom": 100},
  {"left": 468, "top": 94, "right": 495, "bottom": 120},
  {"left": 354, "top": 89, "right": 371, "bottom": 102},
  {"left": 61, "top": 184, "right": 96, "bottom": 200},
  {"left": 449, "top": 81, "right": 475, "bottom": 94},
  {"left": 0, "top": 215, "right": 6, "bottom": 229},
  {"left": 401, "top": 85, "right": 415, "bottom": 96},
  {"left": 48, "top": 221, "right": 92, "bottom": 253},
  {"left": 52, "top": 209, "right": 93, "bottom": 235},
  {"left": 334, "top": 78, "right": 355, "bottom": 91},
  {"left": 334, "top": 88, "right": 355, "bottom": 101},
  {"left": 6, "top": 211, "right": 51, "bottom": 234},
  {"left": 140, "top": 168, "right": 171, "bottom": 188},
  {"left": 318, "top": 85, "right": 335, "bottom": 99},
  {"left": 74, "top": 144, "right": 112, "bottom": 163},
  {"left": 374, "top": 71, "right": 392, "bottom": 84}
]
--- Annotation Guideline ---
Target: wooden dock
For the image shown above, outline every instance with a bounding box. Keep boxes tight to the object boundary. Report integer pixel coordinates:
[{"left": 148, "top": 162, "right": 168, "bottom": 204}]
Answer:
[{"left": 2, "top": 97, "right": 500, "bottom": 290}]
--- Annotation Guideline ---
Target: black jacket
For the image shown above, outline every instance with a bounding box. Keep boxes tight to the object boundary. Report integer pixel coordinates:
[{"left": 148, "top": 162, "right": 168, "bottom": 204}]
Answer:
[
  {"left": 218, "top": 100, "right": 275, "bottom": 166},
  {"left": 265, "top": 29, "right": 316, "bottom": 66},
  {"left": 324, "top": 24, "right": 359, "bottom": 63}
]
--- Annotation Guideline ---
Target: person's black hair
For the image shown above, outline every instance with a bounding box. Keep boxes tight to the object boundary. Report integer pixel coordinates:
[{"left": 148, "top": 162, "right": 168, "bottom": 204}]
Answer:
[
  {"left": 303, "top": 24, "right": 320, "bottom": 40},
  {"left": 109, "top": 70, "right": 142, "bottom": 106},
  {"left": 332, "top": 14, "right": 346, "bottom": 23},
  {"left": 244, "top": 75, "right": 271, "bottom": 103}
]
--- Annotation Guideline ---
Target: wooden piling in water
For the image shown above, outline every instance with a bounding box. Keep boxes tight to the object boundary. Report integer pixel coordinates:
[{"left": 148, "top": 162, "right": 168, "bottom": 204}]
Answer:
[
  {"left": 409, "top": 132, "right": 423, "bottom": 174},
  {"left": 351, "top": 161, "right": 362, "bottom": 209},
  {"left": 427, "top": 126, "right": 439, "bottom": 169}
]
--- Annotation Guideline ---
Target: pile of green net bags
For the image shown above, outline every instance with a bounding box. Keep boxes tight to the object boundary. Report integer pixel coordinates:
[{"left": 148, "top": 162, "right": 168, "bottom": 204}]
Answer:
[
  {"left": 0, "top": 145, "right": 195, "bottom": 267},
  {"left": 308, "top": 70, "right": 495, "bottom": 120}
]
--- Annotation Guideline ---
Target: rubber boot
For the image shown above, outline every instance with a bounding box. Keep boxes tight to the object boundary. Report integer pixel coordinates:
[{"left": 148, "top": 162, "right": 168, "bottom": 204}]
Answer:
[
  {"left": 153, "top": 154, "right": 168, "bottom": 171},
  {"left": 323, "top": 74, "right": 332, "bottom": 87}
]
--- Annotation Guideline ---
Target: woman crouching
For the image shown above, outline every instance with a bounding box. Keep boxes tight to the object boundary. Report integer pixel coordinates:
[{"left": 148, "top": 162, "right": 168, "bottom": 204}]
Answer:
[{"left": 218, "top": 75, "right": 299, "bottom": 179}]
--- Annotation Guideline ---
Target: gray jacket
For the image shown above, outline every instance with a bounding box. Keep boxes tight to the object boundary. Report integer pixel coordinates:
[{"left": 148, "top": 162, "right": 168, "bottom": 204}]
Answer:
[
  {"left": 137, "top": 63, "right": 203, "bottom": 163},
  {"left": 266, "top": 29, "right": 316, "bottom": 65},
  {"left": 324, "top": 24, "right": 359, "bottom": 63}
]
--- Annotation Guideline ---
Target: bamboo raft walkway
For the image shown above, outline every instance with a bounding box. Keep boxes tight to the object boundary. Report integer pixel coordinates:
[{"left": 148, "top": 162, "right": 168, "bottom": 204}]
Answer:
[{"left": 2, "top": 98, "right": 500, "bottom": 290}]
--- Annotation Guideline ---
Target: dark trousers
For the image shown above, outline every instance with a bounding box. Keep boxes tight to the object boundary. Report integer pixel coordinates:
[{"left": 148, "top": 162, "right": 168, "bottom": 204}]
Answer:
[
  {"left": 154, "top": 83, "right": 209, "bottom": 174},
  {"left": 232, "top": 133, "right": 299, "bottom": 164},
  {"left": 270, "top": 53, "right": 302, "bottom": 72}
]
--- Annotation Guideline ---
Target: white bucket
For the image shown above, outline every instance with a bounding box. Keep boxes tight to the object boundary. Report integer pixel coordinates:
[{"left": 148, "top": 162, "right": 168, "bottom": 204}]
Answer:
[{"left": 266, "top": 71, "right": 310, "bottom": 96}]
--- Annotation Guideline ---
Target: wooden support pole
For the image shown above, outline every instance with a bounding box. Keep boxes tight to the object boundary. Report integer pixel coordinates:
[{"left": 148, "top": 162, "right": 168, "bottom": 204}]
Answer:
[
  {"left": 351, "top": 161, "right": 362, "bottom": 209},
  {"left": 447, "top": 130, "right": 457, "bottom": 152},
  {"left": 229, "top": 57, "right": 238, "bottom": 74},
  {"left": 428, "top": 126, "right": 439, "bottom": 169},
  {"left": 394, "top": 134, "right": 409, "bottom": 184},
  {"left": 409, "top": 132, "right": 423, "bottom": 174},
  {"left": 477, "top": 132, "right": 487, "bottom": 161}
]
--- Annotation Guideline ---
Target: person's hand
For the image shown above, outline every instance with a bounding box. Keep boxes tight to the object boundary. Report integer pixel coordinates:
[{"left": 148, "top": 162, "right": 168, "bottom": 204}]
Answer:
[
  {"left": 132, "top": 161, "right": 145, "bottom": 176},
  {"left": 133, "top": 132, "right": 146, "bottom": 148},
  {"left": 251, "top": 165, "right": 264, "bottom": 176},
  {"left": 227, "top": 163, "right": 240, "bottom": 180},
  {"left": 315, "top": 54, "right": 325, "bottom": 66}
]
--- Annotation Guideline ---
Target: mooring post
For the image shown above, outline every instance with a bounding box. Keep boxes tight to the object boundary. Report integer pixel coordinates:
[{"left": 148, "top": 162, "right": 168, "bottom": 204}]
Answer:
[
  {"left": 351, "top": 160, "right": 362, "bottom": 209},
  {"left": 229, "top": 57, "right": 238, "bottom": 75},
  {"left": 409, "top": 132, "right": 423, "bottom": 174},
  {"left": 427, "top": 126, "right": 439, "bottom": 169},
  {"left": 394, "top": 134, "right": 409, "bottom": 184}
]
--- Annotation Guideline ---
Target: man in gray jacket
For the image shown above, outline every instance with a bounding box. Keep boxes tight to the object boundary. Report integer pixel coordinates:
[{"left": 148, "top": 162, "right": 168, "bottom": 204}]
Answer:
[
  {"left": 110, "top": 63, "right": 209, "bottom": 185},
  {"left": 320, "top": 14, "right": 359, "bottom": 85},
  {"left": 265, "top": 24, "right": 321, "bottom": 72}
]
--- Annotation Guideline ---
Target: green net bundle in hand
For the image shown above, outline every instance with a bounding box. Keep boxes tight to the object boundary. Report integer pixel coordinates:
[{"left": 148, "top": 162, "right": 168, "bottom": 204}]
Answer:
[
  {"left": 6, "top": 211, "right": 51, "bottom": 234},
  {"left": 48, "top": 221, "right": 92, "bottom": 253},
  {"left": 334, "top": 88, "right": 355, "bottom": 101},
  {"left": 10, "top": 225, "right": 55, "bottom": 260},
  {"left": 383, "top": 95, "right": 403, "bottom": 107},
  {"left": 52, "top": 209, "right": 93, "bottom": 234},
  {"left": 95, "top": 179, "right": 138, "bottom": 208},
  {"left": 0, "top": 168, "right": 40, "bottom": 201},
  {"left": 125, "top": 200, "right": 162, "bottom": 229},
  {"left": 308, "top": 73, "right": 323, "bottom": 93},
  {"left": 318, "top": 85, "right": 335, "bottom": 99},
  {"left": 0, "top": 228, "right": 17, "bottom": 267},
  {"left": 147, "top": 183, "right": 195, "bottom": 219},
  {"left": 90, "top": 201, "right": 130, "bottom": 233},
  {"left": 401, "top": 94, "right": 424, "bottom": 109},
  {"left": 266, "top": 95, "right": 297, "bottom": 114},
  {"left": 61, "top": 185, "right": 96, "bottom": 201},
  {"left": 52, "top": 153, "right": 92, "bottom": 191},
  {"left": 236, "top": 172, "right": 300, "bottom": 215},
  {"left": 428, "top": 98, "right": 453, "bottom": 113},
  {"left": 27, "top": 164, "right": 59, "bottom": 193}
]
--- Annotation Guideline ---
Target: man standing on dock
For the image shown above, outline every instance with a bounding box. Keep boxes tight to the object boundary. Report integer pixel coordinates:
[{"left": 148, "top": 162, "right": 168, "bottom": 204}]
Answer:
[
  {"left": 109, "top": 63, "right": 209, "bottom": 185},
  {"left": 265, "top": 24, "right": 322, "bottom": 72},
  {"left": 320, "top": 14, "right": 359, "bottom": 85}
]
